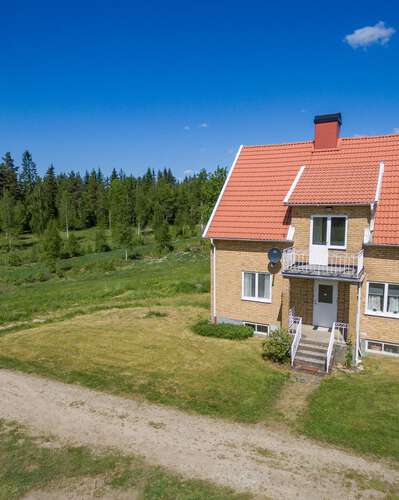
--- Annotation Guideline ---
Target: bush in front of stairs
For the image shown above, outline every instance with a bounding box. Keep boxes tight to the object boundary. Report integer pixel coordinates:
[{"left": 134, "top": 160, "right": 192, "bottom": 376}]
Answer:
[
  {"left": 262, "top": 328, "right": 292, "bottom": 363},
  {"left": 191, "top": 320, "right": 254, "bottom": 340}
]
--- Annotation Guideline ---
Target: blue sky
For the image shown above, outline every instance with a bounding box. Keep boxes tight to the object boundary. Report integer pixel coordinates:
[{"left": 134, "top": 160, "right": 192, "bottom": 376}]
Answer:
[{"left": 0, "top": 0, "right": 398, "bottom": 177}]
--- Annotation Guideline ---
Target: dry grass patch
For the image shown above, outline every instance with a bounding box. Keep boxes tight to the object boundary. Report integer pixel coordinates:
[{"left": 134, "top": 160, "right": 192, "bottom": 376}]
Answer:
[{"left": 0, "top": 306, "right": 287, "bottom": 422}]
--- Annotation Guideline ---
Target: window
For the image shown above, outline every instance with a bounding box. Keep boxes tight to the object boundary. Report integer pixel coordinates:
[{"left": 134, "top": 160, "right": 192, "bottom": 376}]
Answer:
[
  {"left": 242, "top": 272, "right": 271, "bottom": 302},
  {"left": 366, "top": 340, "right": 399, "bottom": 357},
  {"left": 311, "top": 215, "right": 347, "bottom": 248},
  {"left": 312, "top": 217, "right": 327, "bottom": 245},
  {"left": 330, "top": 217, "right": 346, "bottom": 246},
  {"left": 244, "top": 322, "right": 270, "bottom": 336},
  {"left": 318, "top": 284, "right": 333, "bottom": 304},
  {"left": 366, "top": 282, "right": 399, "bottom": 318}
]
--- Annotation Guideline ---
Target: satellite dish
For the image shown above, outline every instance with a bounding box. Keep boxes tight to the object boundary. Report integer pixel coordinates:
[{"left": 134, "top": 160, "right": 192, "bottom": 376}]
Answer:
[{"left": 268, "top": 247, "right": 282, "bottom": 265}]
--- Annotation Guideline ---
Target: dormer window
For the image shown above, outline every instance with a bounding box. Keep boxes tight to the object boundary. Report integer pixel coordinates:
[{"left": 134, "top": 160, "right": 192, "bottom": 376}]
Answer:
[{"left": 311, "top": 216, "right": 347, "bottom": 249}]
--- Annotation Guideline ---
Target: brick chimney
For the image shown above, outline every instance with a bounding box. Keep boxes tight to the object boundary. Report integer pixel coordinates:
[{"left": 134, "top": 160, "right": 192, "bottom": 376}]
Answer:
[{"left": 314, "top": 113, "right": 342, "bottom": 150}]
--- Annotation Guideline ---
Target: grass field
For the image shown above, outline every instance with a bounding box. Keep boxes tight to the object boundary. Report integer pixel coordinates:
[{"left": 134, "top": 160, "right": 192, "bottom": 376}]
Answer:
[
  {"left": 1, "top": 229, "right": 399, "bottom": 462},
  {"left": 0, "top": 306, "right": 287, "bottom": 422},
  {"left": 303, "top": 356, "right": 399, "bottom": 461},
  {"left": 0, "top": 419, "right": 249, "bottom": 500},
  {"left": 0, "top": 229, "right": 209, "bottom": 327}
]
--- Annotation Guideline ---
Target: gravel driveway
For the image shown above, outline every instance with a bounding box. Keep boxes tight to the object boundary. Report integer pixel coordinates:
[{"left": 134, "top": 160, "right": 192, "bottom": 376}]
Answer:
[{"left": 0, "top": 369, "right": 397, "bottom": 499}]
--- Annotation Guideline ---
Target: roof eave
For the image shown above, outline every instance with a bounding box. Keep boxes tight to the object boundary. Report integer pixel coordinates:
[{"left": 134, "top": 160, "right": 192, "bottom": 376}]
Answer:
[
  {"left": 203, "top": 236, "right": 292, "bottom": 243},
  {"left": 286, "top": 201, "right": 373, "bottom": 207}
]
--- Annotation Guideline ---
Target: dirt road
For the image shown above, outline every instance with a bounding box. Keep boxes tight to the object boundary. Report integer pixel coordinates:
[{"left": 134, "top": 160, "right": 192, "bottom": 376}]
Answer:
[{"left": 0, "top": 369, "right": 397, "bottom": 499}]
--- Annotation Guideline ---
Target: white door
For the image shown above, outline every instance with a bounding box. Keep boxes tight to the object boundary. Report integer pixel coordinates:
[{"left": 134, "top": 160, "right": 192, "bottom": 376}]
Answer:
[
  {"left": 313, "top": 280, "right": 337, "bottom": 328},
  {"left": 309, "top": 216, "right": 328, "bottom": 266}
]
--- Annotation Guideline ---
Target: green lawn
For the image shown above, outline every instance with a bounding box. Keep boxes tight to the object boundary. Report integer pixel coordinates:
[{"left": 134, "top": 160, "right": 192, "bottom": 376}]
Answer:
[
  {"left": 0, "top": 306, "right": 287, "bottom": 422},
  {"left": 303, "top": 357, "right": 399, "bottom": 461},
  {"left": 0, "top": 247, "right": 210, "bottom": 326},
  {"left": 0, "top": 419, "right": 249, "bottom": 500}
]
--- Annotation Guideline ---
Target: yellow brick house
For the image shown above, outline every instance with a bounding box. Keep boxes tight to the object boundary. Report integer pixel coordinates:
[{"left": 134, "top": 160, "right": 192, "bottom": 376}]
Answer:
[{"left": 203, "top": 113, "right": 399, "bottom": 372}]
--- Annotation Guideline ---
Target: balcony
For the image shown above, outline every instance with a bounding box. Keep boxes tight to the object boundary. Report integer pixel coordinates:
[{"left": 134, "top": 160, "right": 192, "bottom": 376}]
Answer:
[{"left": 282, "top": 247, "right": 364, "bottom": 281}]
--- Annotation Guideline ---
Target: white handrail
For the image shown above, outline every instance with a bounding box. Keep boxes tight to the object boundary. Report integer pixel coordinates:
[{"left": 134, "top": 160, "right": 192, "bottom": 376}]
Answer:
[
  {"left": 333, "top": 322, "right": 348, "bottom": 344},
  {"left": 290, "top": 317, "right": 302, "bottom": 367},
  {"left": 326, "top": 325, "right": 335, "bottom": 373},
  {"left": 282, "top": 247, "right": 364, "bottom": 279}
]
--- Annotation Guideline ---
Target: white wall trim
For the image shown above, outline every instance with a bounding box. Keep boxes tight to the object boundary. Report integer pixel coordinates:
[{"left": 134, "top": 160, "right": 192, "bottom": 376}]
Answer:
[
  {"left": 355, "top": 282, "right": 362, "bottom": 365},
  {"left": 375, "top": 161, "right": 385, "bottom": 202},
  {"left": 202, "top": 145, "right": 243, "bottom": 238},
  {"left": 211, "top": 239, "right": 217, "bottom": 320},
  {"left": 283, "top": 165, "right": 305, "bottom": 204}
]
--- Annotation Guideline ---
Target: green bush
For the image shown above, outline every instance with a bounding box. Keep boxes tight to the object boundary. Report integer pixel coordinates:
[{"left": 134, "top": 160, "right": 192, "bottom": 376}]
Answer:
[
  {"left": 172, "top": 280, "right": 210, "bottom": 294},
  {"left": 191, "top": 320, "right": 253, "bottom": 340},
  {"left": 94, "top": 229, "right": 111, "bottom": 253},
  {"left": 63, "top": 233, "right": 81, "bottom": 258},
  {"left": 8, "top": 253, "right": 22, "bottom": 267},
  {"left": 145, "top": 310, "right": 168, "bottom": 318},
  {"left": 262, "top": 328, "right": 292, "bottom": 363}
]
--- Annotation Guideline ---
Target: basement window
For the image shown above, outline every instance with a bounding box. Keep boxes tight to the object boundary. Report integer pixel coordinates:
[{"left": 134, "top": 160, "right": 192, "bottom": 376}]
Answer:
[
  {"left": 242, "top": 272, "right": 272, "bottom": 303},
  {"left": 366, "top": 340, "right": 399, "bottom": 357},
  {"left": 366, "top": 282, "right": 399, "bottom": 318},
  {"left": 244, "top": 322, "right": 270, "bottom": 336}
]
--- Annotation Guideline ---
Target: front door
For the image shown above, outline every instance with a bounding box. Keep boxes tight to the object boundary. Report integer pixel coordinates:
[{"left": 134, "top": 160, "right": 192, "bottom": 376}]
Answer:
[{"left": 313, "top": 280, "right": 337, "bottom": 328}]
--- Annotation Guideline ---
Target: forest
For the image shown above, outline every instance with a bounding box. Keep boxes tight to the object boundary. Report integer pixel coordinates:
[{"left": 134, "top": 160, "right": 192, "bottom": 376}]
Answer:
[{"left": 0, "top": 150, "right": 226, "bottom": 259}]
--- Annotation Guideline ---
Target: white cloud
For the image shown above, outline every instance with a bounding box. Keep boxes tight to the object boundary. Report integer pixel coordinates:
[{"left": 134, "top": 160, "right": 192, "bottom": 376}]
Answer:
[
  {"left": 344, "top": 21, "right": 395, "bottom": 49},
  {"left": 199, "top": 122, "right": 209, "bottom": 128},
  {"left": 183, "top": 125, "right": 190, "bottom": 130},
  {"left": 393, "top": 128, "right": 399, "bottom": 134},
  {"left": 183, "top": 169, "right": 194, "bottom": 177}
]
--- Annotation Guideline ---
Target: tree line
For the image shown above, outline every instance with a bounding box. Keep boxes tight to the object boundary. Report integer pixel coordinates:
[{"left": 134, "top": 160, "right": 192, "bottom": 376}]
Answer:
[{"left": 0, "top": 150, "right": 226, "bottom": 254}]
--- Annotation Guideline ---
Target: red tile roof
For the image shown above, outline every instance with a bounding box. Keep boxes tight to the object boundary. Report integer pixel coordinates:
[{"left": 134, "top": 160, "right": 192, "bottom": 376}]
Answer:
[
  {"left": 204, "top": 134, "right": 399, "bottom": 245},
  {"left": 287, "top": 163, "right": 380, "bottom": 206}
]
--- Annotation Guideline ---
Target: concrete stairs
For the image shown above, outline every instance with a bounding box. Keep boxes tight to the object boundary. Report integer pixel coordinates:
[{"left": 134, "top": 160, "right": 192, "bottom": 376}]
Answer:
[{"left": 293, "top": 335, "right": 330, "bottom": 374}]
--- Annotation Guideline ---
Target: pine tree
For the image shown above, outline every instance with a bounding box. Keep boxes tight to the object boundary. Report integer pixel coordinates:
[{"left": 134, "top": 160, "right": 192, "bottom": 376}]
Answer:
[
  {"left": 29, "top": 181, "right": 49, "bottom": 233},
  {"left": 0, "top": 152, "right": 18, "bottom": 196},
  {"left": 155, "top": 221, "right": 173, "bottom": 253},
  {"left": 42, "top": 219, "right": 62, "bottom": 260},
  {"left": 64, "top": 232, "right": 81, "bottom": 257},
  {"left": 0, "top": 191, "right": 24, "bottom": 249},
  {"left": 94, "top": 227, "right": 110, "bottom": 253},
  {"left": 20, "top": 150, "right": 38, "bottom": 197},
  {"left": 43, "top": 165, "right": 58, "bottom": 219}
]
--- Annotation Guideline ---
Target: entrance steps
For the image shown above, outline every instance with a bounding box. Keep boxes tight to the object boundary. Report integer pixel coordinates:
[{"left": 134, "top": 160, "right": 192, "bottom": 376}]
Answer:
[{"left": 293, "top": 328, "right": 331, "bottom": 374}]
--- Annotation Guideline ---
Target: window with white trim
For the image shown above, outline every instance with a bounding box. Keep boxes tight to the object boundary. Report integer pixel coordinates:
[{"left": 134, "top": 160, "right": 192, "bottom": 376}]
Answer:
[
  {"left": 366, "top": 282, "right": 399, "bottom": 318},
  {"left": 312, "top": 216, "right": 347, "bottom": 248},
  {"left": 242, "top": 272, "right": 272, "bottom": 302},
  {"left": 244, "top": 322, "right": 270, "bottom": 336},
  {"left": 366, "top": 340, "right": 399, "bottom": 356}
]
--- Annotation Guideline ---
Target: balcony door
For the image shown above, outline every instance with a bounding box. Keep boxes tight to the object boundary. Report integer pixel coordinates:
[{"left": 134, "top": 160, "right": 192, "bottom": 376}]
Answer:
[
  {"left": 309, "top": 215, "right": 347, "bottom": 266},
  {"left": 313, "top": 280, "right": 337, "bottom": 328}
]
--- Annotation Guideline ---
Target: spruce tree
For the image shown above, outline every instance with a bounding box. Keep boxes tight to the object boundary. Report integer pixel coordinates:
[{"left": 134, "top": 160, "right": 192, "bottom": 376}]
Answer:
[
  {"left": 42, "top": 219, "right": 62, "bottom": 260},
  {"left": 20, "top": 150, "right": 38, "bottom": 196}
]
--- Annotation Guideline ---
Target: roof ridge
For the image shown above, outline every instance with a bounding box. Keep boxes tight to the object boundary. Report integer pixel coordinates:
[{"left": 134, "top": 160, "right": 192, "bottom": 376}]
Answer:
[
  {"left": 242, "top": 132, "right": 399, "bottom": 150},
  {"left": 341, "top": 133, "right": 399, "bottom": 141},
  {"left": 243, "top": 140, "right": 313, "bottom": 149}
]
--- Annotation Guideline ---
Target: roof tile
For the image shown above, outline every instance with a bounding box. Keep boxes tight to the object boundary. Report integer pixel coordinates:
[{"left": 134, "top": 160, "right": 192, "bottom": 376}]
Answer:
[{"left": 204, "top": 134, "right": 399, "bottom": 245}]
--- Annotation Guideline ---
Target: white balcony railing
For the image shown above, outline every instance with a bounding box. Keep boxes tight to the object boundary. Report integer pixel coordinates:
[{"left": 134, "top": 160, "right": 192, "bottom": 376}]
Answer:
[{"left": 282, "top": 248, "right": 364, "bottom": 280}]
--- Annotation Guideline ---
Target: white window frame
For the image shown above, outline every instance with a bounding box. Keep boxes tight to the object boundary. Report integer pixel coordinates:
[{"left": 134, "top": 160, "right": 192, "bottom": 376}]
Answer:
[
  {"left": 365, "top": 339, "right": 399, "bottom": 357},
  {"left": 241, "top": 271, "right": 272, "bottom": 303},
  {"left": 243, "top": 322, "right": 270, "bottom": 336},
  {"left": 310, "top": 215, "right": 348, "bottom": 250},
  {"left": 365, "top": 281, "right": 399, "bottom": 319}
]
